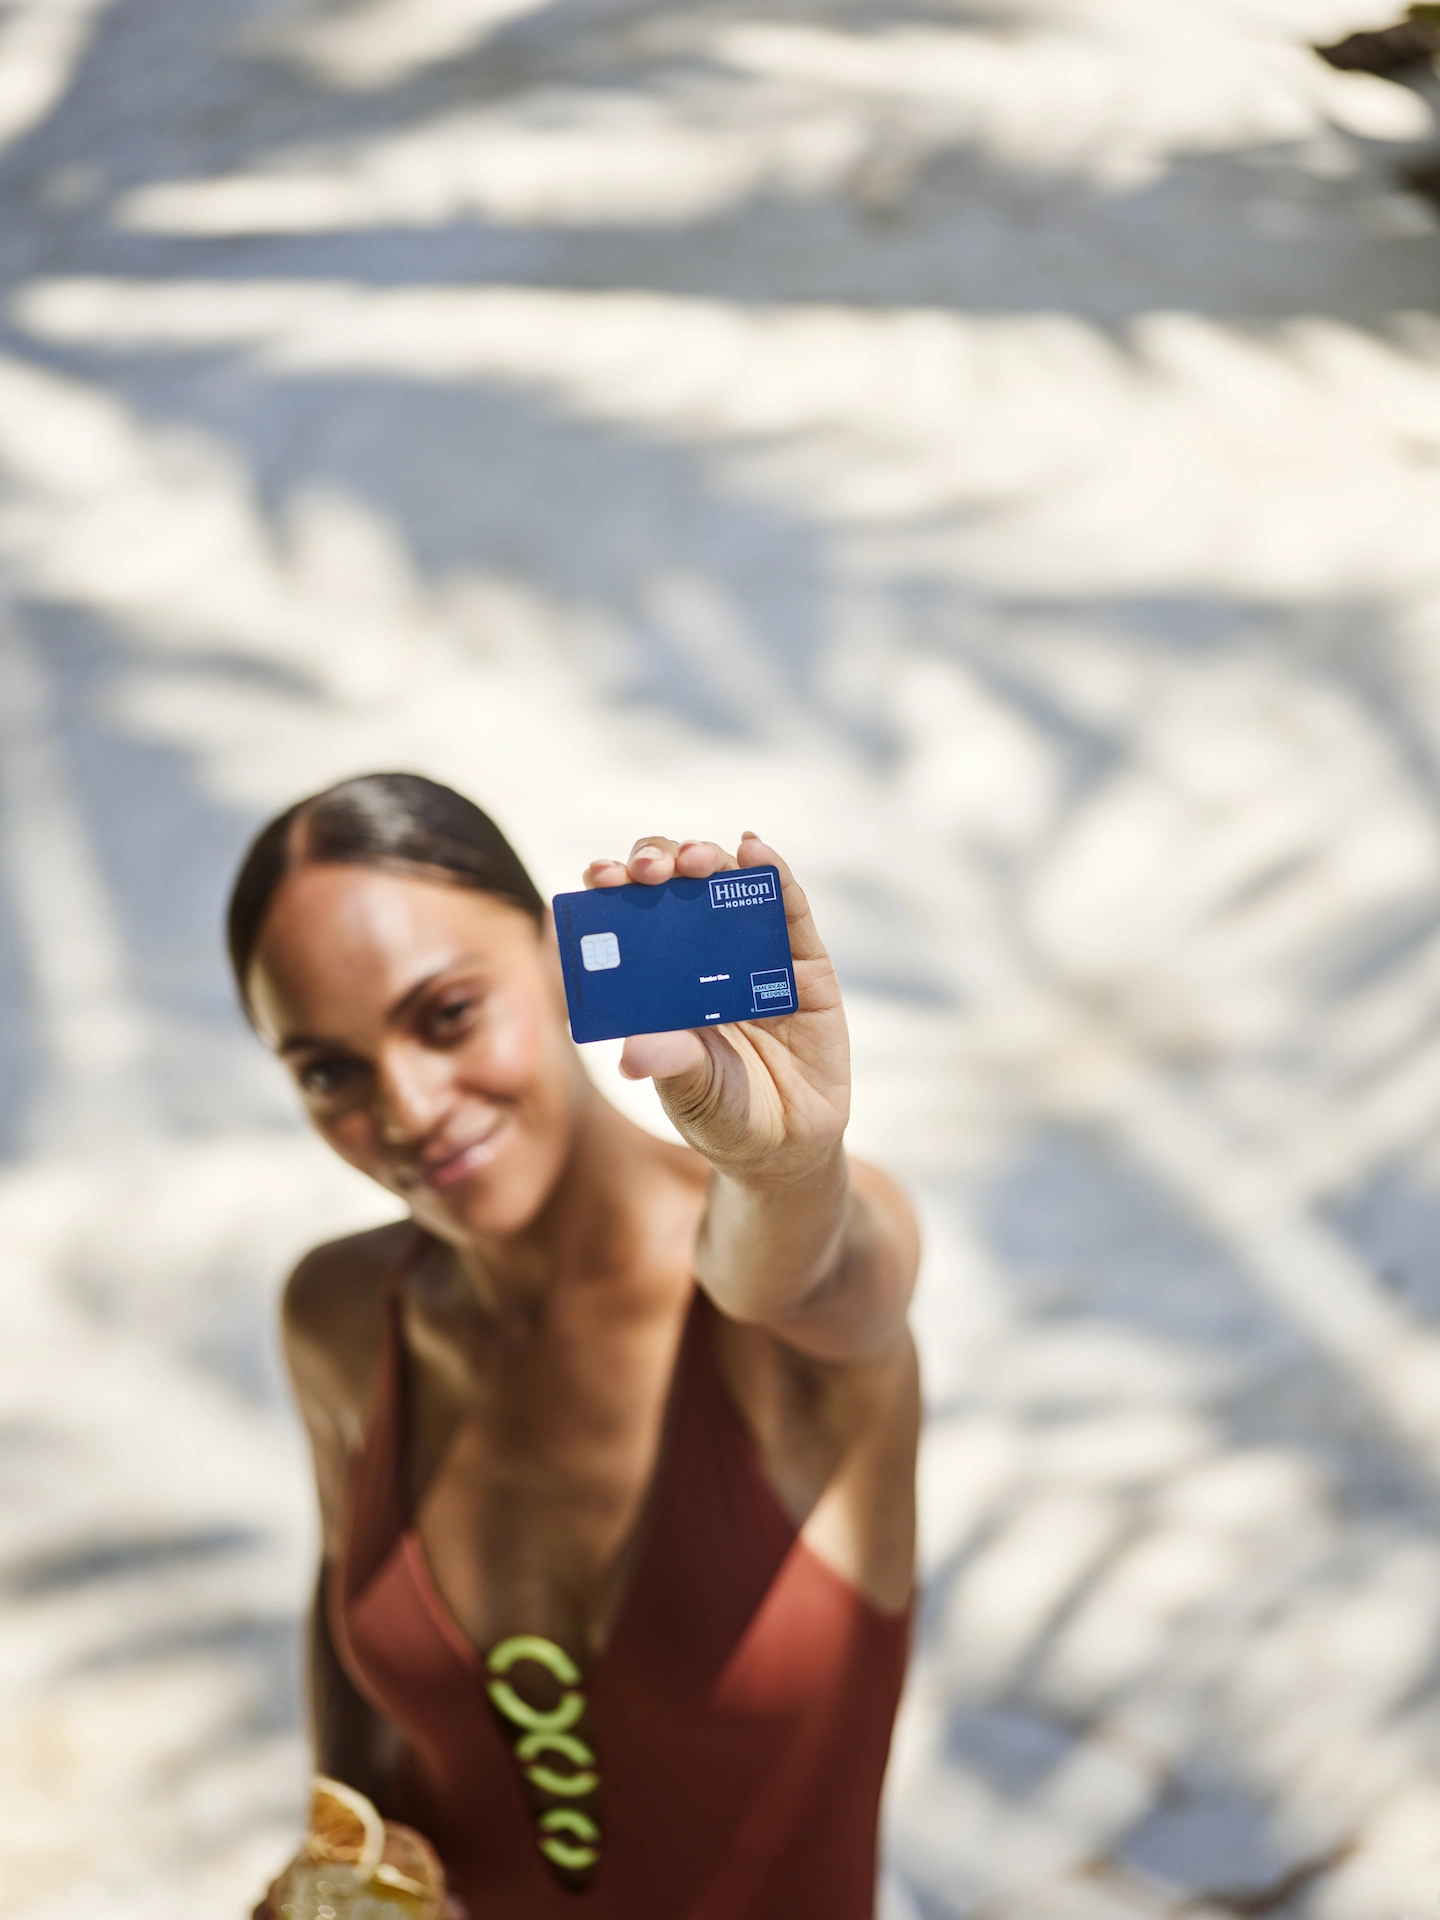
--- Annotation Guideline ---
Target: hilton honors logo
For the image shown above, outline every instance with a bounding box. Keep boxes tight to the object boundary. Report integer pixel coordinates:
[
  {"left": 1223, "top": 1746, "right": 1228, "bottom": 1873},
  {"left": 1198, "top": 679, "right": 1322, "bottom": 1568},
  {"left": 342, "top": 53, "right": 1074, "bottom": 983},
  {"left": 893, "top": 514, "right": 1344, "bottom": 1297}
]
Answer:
[{"left": 708, "top": 872, "right": 777, "bottom": 909}]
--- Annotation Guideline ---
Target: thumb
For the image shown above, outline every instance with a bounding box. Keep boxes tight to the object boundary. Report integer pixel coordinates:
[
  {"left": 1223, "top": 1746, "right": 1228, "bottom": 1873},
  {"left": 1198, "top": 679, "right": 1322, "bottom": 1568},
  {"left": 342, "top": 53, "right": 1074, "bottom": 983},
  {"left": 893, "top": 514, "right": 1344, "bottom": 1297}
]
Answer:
[{"left": 618, "top": 1029, "right": 707, "bottom": 1084}]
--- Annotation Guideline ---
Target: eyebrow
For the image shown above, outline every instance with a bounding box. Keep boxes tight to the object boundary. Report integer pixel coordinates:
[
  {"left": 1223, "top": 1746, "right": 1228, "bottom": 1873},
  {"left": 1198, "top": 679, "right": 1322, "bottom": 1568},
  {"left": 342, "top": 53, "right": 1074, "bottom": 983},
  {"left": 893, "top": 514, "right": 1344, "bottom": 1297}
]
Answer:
[{"left": 276, "top": 958, "right": 475, "bottom": 1055}]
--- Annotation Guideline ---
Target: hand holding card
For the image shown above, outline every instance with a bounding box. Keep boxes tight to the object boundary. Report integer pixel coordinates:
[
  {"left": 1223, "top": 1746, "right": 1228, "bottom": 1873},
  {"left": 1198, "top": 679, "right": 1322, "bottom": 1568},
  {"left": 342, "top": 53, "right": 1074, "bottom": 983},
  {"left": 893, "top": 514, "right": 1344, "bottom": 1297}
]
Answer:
[
  {"left": 554, "top": 864, "right": 795, "bottom": 1045},
  {"left": 575, "top": 834, "right": 849, "bottom": 1189}
]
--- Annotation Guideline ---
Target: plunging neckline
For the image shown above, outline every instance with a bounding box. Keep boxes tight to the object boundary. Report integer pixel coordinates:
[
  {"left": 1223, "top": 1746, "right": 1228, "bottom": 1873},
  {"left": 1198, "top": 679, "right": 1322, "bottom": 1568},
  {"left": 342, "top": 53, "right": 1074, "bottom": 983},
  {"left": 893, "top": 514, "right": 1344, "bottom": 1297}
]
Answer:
[{"left": 391, "top": 1277, "right": 707, "bottom": 1689}]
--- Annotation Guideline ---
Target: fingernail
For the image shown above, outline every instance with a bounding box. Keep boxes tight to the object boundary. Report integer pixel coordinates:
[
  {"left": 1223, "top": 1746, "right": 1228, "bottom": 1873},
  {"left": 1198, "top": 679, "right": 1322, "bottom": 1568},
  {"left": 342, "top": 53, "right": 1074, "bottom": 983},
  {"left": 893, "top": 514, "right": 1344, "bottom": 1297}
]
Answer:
[
  {"left": 636, "top": 844, "right": 666, "bottom": 860},
  {"left": 741, "top": 829, "right": 761, "bottom": 841}
]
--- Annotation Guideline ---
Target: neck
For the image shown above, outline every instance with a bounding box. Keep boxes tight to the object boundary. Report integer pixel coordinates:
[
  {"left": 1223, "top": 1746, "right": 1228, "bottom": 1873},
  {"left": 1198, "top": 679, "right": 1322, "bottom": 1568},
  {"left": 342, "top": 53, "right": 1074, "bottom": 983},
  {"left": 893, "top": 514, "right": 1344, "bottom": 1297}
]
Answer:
[{"left": 445, "top": 1082, "right": 660, "bottom": 1324}]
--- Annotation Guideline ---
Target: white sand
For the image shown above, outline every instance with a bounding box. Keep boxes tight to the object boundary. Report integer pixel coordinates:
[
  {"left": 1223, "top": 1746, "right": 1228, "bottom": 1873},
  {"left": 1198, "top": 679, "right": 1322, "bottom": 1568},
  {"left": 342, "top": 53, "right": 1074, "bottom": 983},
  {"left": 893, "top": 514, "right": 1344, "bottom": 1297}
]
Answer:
[{"left": 3, "top": 1, "right": 1440, "bottom": 1913}]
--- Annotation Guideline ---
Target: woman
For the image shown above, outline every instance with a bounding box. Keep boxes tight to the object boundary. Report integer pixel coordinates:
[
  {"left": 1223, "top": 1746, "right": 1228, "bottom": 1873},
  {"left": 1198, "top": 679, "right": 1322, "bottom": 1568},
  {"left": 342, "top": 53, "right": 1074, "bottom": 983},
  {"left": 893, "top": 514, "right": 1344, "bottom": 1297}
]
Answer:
[{"left": 235, "top": 773, "right": 919, "bottom": 1919}]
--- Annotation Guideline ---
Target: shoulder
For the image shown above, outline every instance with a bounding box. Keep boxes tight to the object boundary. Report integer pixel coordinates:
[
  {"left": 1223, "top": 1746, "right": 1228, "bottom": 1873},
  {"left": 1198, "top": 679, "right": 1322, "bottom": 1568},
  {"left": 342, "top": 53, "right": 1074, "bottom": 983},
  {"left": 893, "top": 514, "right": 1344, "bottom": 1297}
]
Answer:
[
  {"left": 717, "top": 1300, "right": 918, "bottom": 1447},
  {"left": 282, "top": 1219, "right": 409, "bottom": 1334},
  {"left": 709, "top": 1300, "right": 918, "bottom": 1606},
  {"left": 281, "top": 1220, "right": 412, "bottom": 1441}
]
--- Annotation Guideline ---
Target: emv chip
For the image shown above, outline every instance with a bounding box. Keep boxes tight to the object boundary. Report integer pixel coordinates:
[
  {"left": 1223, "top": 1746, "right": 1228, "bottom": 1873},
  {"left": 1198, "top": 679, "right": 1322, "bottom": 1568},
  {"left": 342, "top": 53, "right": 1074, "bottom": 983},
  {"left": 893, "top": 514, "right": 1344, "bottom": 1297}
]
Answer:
[{"left": 580, "top": 931, "right": 621, "bottom": 972}]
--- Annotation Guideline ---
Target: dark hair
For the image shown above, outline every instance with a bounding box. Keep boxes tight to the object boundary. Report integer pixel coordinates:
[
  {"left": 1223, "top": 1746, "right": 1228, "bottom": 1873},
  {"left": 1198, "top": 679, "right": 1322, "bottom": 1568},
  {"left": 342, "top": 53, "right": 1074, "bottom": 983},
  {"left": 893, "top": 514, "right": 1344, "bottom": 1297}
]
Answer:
[{"left": 227, "top": 772, "right": 545, "bottom": 1018}]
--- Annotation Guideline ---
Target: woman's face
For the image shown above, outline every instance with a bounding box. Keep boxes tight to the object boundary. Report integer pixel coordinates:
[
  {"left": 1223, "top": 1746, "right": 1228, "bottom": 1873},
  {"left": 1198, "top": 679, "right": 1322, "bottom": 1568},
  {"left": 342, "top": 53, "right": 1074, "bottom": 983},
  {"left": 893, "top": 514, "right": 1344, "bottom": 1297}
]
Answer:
[{"left": 247, "top": 863, "right": 583, "bottom": 1244}]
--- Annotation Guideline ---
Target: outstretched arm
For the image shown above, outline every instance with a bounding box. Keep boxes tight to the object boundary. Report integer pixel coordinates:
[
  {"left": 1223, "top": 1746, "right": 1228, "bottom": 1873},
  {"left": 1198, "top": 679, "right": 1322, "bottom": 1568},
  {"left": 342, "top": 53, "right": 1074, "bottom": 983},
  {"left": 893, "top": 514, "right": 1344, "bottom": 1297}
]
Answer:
[{"left": 584, "top": 834, "right": 918, "bottom": 1362}]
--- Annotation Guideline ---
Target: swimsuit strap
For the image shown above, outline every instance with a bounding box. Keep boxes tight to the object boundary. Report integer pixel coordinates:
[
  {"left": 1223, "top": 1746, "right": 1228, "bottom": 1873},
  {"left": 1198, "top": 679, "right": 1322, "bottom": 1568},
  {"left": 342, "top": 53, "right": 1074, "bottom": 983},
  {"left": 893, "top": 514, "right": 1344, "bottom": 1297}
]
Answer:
[{"left": 335, "top": 1248, "right": 415, "bottom": 1601}]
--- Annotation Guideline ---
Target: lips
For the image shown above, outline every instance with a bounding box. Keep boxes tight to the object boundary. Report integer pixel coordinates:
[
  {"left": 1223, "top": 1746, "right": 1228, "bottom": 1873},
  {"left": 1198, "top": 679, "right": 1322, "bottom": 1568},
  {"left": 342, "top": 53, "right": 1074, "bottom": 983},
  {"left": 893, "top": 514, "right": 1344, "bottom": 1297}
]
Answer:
[{"left": 414, "top": 1119, "right": 509, "bottom": 1191}]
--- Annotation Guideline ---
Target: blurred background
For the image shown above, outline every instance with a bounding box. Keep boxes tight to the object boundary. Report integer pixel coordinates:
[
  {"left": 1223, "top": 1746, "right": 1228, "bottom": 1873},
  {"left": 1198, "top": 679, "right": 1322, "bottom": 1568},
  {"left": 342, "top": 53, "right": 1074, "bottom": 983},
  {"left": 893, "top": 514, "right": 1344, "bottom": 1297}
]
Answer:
[{"left": 5, "top": 0, "right": 1440, "bottom": 1914}]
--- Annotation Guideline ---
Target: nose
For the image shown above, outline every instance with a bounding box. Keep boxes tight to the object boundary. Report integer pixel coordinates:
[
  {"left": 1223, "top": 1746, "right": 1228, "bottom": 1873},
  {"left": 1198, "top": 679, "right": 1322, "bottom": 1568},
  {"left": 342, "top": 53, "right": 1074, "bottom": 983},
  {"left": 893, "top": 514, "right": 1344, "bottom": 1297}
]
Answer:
[{"left": 374, "top": 1045, "right": 448, "bottom": 1147}]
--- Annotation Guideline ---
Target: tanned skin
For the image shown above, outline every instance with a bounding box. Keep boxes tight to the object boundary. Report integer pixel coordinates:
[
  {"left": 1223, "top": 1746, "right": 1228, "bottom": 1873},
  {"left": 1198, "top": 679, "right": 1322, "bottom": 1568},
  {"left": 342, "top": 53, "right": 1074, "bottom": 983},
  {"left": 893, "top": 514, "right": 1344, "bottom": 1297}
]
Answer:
[{"left": 250, "top": 833, "right": 919, "bottom": 1905}]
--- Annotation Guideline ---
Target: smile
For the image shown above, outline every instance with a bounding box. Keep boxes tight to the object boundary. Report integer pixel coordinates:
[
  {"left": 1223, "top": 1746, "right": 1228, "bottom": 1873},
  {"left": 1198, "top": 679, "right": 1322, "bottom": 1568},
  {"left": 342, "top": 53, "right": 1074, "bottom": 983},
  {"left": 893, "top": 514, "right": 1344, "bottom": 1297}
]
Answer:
[{"left": 416, "top": 1120, "right": 509, "bottom": 1190}]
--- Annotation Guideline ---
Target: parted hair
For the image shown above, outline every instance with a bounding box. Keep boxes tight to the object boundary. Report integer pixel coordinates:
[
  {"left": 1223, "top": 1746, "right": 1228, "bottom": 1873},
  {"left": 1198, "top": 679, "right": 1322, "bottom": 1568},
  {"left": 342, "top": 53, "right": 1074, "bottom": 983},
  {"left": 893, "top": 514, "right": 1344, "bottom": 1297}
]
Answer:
[{"left": 226, "top": 772, "right": 545, "bottom": 1018}]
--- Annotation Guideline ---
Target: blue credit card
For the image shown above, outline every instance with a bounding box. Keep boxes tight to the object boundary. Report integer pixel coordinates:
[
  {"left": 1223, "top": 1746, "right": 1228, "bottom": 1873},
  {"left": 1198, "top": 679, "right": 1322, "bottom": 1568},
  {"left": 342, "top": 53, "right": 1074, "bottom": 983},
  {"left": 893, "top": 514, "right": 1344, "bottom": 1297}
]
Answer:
[{"left": 553, "top": 866, "right": 797, "bottom": 1044}]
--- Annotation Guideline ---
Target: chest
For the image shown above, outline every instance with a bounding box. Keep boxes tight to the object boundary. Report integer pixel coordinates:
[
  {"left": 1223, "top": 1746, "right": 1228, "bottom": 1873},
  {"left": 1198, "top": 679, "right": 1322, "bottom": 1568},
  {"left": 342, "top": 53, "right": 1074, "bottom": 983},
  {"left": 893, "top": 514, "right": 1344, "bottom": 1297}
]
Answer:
[{"left": 401, "top": 1291, "right": 690, "bottom": 1659}]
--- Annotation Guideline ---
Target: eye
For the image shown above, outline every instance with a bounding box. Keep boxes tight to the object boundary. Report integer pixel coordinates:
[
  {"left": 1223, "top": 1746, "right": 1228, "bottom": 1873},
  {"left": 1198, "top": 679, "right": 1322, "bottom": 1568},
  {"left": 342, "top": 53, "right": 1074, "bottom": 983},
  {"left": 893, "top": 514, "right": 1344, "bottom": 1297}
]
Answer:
[
  {"left": 427, "top": 995, "right": 478, "bottom": 1042},
  {"left": 297, "top": 1056, "right": 365, "bottom": 1099}
]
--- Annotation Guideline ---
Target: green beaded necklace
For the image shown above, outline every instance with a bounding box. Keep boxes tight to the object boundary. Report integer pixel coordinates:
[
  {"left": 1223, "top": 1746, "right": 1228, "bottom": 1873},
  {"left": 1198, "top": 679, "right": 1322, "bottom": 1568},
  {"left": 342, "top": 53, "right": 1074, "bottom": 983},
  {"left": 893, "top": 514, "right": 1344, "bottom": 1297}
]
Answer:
[{"left": 486, "top": 1636, "right": 602, "bottom": 1876}]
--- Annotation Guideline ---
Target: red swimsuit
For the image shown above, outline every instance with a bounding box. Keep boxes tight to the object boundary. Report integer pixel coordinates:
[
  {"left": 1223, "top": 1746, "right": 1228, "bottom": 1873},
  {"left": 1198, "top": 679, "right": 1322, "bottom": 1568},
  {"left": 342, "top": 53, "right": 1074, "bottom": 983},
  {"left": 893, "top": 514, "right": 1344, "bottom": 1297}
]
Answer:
[{"left": 331, "top": 1287, "right": 910, "bottom": 1918}]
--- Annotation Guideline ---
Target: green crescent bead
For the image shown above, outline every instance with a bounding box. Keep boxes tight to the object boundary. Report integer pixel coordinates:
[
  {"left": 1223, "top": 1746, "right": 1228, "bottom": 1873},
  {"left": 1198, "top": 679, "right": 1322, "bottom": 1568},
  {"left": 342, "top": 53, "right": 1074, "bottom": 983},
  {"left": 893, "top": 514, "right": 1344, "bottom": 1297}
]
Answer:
[
  {"left": 486, "top": 1636, "right": 581, "bottom": 1686},
  {"left": 486, "top": 1679, "right": 584, "bottom": 1734},
  {"left": 538, "top": 1838, "right": 599, "bottom": 1872},
  {"left": 516, "top": 1730, "right": 595, "bottom": 1768},
  {"left": 540, "top": 1809, "right": 600, "bottom": 1842},
  {"left": 526, "top": 1763, "right": 599, "bottom": 1797}
]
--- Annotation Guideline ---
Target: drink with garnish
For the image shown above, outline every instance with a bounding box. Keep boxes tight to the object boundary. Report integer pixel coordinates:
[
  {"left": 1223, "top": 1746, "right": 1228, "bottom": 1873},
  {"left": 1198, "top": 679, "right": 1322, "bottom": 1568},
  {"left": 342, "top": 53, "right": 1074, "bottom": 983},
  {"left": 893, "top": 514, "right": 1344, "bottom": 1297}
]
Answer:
[{"left": 262, "top": 1778, "right": 448, "bottom": 1920}]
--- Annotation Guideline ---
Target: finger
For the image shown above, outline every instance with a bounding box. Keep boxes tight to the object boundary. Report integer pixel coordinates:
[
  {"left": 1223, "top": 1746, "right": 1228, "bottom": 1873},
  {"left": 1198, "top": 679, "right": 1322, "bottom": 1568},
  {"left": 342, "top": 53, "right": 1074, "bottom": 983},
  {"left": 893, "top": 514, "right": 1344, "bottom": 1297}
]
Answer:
[
  {"left": 583, "top": 857, "right": 629, "bottom": 890},
  {"left": 736, "top": 832, "right": 827, "bottom": 963},
  {"left": 627, "top": 836, "right": 681, "bottom": 885},
  {"left": 674, "top": 839, "right": 738, "bottom": 879},
  {"left": 619, "top": 1028, "right": 707, "bottom": 1082}
]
